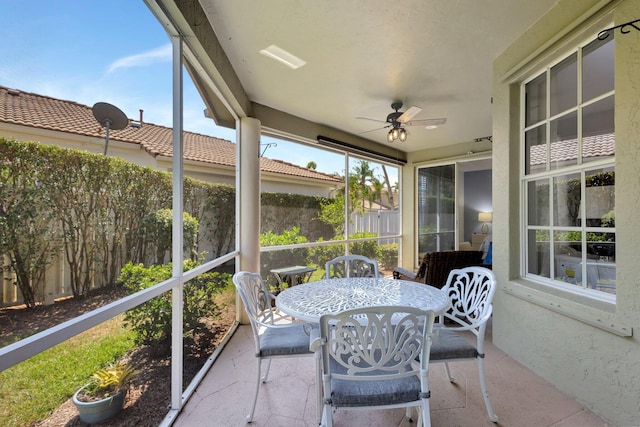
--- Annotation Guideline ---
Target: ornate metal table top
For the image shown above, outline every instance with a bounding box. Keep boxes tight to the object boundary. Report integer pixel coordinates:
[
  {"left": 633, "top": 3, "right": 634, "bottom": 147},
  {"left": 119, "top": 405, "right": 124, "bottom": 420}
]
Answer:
[{"left": 275, "top": 277, "right": 450, "bottom": 323}]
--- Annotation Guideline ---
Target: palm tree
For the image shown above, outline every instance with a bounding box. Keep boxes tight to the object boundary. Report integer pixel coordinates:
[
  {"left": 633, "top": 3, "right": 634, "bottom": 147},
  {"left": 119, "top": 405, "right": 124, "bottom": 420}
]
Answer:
[
  {"left": 351, "top": 160, "right": 376, "bottom": 211},
  {"left": 370, "top": 177, "right": 384, "bottom": 208},
  {"left": 381, "top": 165, "right": 395, "bottom": 208}
]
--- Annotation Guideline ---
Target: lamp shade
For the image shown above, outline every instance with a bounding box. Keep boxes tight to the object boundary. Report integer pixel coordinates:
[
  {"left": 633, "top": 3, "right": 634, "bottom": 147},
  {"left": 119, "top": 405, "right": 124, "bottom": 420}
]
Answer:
[{"left": 478, "top": 212, "right": 492, "bottom": 222}]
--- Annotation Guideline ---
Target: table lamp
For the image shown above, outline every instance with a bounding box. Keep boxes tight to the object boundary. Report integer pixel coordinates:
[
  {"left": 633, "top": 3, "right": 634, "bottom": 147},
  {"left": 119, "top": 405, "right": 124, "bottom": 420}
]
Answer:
[{"left": 478, "top": 212, "right": 492, "bottom": 234}]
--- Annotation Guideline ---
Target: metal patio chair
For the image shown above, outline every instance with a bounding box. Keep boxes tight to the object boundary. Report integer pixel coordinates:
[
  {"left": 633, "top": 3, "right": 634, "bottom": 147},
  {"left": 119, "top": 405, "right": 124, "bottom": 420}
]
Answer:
[
  {"left": 232, "top": 271, "right": 315, "bottom": 423},
  {"left": 312, "top": 305, "right": 436, "bottom": 427},
  {"left": 430, "top": 266, "right": 499, "bottom": 422},
  {"left": 325, "top": 254, "right": 380, "bottom": 279}
]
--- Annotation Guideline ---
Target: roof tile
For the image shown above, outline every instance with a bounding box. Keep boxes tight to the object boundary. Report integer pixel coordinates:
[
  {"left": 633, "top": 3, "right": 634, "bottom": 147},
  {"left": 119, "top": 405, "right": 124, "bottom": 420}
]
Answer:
[{"left": 0, "top": 86, "right": 341, "bottom": 183}]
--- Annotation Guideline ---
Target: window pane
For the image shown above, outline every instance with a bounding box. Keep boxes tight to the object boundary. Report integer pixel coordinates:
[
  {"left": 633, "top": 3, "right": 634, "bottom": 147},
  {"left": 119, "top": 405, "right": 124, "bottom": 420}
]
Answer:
[
  {"left": 585, "top": 167, "right": 615, "bottom": 227},
  {"left": 583, "top": 36, "right": 615, "bottom": 102},
  {"left": 583, "top": 95, "right": 615, "bottom": 163},
  {"left": 527, "top": 229, "right": 550, "bottom": 278},
  {"left": 586, "top": 232, "right": 615, "bottom": 293},
  {"left": 549, "top": 111, "right": 578, "bottom": 170},
  {"left": 525, "top": 125, "right": 546, "bottom": 174},
  {"left": 527, "top": 179, "right": 549, "bottom": 226},
  {"left": 554, "top": 230, "right": 583, "bottom": 285},
  {"left": 347, "top": 157, "right": 399, "bottom": 237},
  {"left": 525, "top": 73, "right": 546, "bottom": 127},
  {"left": 550, "top": 53, "right": 577, "bottom": 116},
  {"left": 347, "top": 157, "right": 401, "bottom": 273},
  {"left": 553, "top": 173, "right": 581, "bottom": 227},
  {"left": 417, "top": 165, "right": 455, "bottom": 254}
]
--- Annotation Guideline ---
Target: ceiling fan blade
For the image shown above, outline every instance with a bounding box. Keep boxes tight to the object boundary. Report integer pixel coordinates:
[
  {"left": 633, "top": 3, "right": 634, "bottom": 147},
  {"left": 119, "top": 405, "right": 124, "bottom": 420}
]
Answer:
[
  {"left": 404, "top": 117, "right": 447, "bottom": 127},
  {"left": 356, "top": 116, "right": 387, "bottom": 124},
  {"left": 358, "top": 125, "right": 391, "bottom": 134},
  {"left": 397, "top": 106, "right": 422, "bottom": 123}
]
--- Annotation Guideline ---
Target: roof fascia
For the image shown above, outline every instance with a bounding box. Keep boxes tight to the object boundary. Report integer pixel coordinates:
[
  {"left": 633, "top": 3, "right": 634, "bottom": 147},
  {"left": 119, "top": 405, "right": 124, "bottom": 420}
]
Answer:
[{"left": 144, "top": 0, "right": 251, "bottom": 124}]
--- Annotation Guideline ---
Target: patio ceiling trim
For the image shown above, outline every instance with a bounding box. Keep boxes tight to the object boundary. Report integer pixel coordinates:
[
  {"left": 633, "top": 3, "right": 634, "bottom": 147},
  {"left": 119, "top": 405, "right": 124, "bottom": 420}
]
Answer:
[
  {"left": 317, "top": 136, "right": 407, "bottom": 165},
  {"left": 253, "top": 103, "right": 408, "bottom": 163}
]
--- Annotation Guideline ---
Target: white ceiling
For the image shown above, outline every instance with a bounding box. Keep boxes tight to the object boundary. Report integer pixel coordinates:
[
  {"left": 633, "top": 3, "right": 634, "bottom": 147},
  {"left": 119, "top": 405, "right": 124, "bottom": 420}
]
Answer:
[{"left": 196, "top": 0, "right": 559, "bottom": 153}]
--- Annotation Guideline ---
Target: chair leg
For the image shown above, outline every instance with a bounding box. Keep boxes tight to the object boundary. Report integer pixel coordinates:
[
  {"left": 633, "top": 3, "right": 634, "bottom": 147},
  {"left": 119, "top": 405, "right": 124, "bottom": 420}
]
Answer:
[
  {"left": 406, "top": 406, "right": 413, "bottom": 422},
  {"left": 321, "top": 404, "right": 333, "bottom": 427},
  {"left": 247, "top": 357, "right": 264, "bottom": 423},
  {"left": 261, "top": 358, "right": 272, "bottom": 382},
  {"left": 420, "top": 400, "right": 431, "bottom": 427},
  {"left": 315, "top": 351, "right": 322, "bottom": 425},
  {"left": 321, "top": 374, "right": 333, "bottom": 427},
  {"left": 444, "top": 362, "right": 455, "bottom": 382},
  {"left": 477, "top": 357, "right": 499, "bottom": 422}
]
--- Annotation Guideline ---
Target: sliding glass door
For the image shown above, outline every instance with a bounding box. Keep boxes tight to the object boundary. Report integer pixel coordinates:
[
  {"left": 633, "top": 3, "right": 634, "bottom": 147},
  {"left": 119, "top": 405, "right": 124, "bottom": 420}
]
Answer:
[{"left": 417, "top": 165, "right": 456, "bottom": 254}]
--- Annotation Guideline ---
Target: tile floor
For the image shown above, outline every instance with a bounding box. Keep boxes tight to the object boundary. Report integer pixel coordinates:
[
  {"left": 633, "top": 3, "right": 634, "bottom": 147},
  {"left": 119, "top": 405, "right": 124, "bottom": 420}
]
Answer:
[{"left": 174, "top": 323, "right": 609, "bottom": 427}]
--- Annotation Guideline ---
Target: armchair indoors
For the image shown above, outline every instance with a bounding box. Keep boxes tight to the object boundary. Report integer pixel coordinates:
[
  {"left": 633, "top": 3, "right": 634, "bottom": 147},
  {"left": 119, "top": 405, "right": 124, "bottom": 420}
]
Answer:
[
  {"left": 312, "top": 306, "right": 436, "bottom": 427},
  {"left": 232, "top": 271, "right": 315, "bottom": 423}
]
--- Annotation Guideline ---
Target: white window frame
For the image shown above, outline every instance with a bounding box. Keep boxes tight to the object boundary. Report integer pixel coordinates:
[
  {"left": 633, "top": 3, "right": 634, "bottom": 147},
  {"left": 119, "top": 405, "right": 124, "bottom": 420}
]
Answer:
[{"left": 520, "top": 29, "right": 615, "bottom": 303}]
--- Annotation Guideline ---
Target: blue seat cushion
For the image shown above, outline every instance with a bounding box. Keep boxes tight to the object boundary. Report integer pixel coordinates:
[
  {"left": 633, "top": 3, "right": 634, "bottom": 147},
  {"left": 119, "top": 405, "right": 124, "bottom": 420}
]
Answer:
[
  {"left": 430, "top": 328, "right": 478, "bottom": 361},
  {"left": 259, "top": 323, "right": 313, "bottom": 357},
  {"left": 328, "top": 357, "right": 421, "bottom": 407}
]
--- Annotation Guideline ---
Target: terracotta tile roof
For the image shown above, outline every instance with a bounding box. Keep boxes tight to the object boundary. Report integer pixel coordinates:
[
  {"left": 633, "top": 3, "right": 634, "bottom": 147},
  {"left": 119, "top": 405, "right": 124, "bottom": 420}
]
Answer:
[
  {"left": 0, "top": 86, "right": 341, "bottom": 183},
  {"left": 529, "top": 132, "right": 615, "bottom": 166}
]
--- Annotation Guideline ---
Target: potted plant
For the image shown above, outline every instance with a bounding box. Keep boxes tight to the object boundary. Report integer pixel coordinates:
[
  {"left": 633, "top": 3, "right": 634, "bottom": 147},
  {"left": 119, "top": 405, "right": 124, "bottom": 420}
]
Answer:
[{"left": 72, "top": 362, "right": 137, "bottom": 424}]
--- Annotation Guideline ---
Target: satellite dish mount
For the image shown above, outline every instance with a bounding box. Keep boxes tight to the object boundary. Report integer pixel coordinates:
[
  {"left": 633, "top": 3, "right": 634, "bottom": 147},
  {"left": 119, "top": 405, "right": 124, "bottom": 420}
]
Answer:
[{"left": 92, "top": 102, "right": 128, "bottom": 155}]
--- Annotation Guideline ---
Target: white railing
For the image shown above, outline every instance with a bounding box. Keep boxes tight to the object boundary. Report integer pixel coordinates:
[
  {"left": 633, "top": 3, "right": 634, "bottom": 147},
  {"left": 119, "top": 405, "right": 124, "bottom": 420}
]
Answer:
[{"left": 0, "top": 251, "right": 238, "bottom": 372}]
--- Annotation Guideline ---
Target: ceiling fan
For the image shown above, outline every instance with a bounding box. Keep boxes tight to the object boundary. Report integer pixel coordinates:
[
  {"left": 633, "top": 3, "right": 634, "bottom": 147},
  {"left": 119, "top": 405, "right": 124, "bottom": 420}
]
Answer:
[{"left": 357, "top": 101, "right": 447, "bottom": 142}]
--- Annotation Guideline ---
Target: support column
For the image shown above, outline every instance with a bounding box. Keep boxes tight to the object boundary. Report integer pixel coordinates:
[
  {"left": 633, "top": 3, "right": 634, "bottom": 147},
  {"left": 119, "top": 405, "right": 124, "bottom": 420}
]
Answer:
[{"left": 236, "top": 117, "right": 261, "bottom": 324}]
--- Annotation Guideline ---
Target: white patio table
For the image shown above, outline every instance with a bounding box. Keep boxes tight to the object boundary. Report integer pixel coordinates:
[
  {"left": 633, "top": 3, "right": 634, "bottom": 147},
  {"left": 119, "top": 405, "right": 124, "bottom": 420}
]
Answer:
[
  {"left": 276, "top": 277, "right": 450, "bottom": 424},
  {"left": 276, "top": 277, "right": 450, "bottom": 323}
]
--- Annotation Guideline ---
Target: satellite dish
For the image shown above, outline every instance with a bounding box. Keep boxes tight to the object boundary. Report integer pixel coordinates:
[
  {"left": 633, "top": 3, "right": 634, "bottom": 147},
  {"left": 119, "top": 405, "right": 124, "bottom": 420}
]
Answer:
[{"left": 92, "top": 102, "right": 128, "bottom": 155}]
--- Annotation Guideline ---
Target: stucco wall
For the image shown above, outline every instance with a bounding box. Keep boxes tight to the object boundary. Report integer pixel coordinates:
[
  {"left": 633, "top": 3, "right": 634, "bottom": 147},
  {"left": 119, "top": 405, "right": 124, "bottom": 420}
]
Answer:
[{"left": 492, "top": 0, "right": 640, "bottom": 425}]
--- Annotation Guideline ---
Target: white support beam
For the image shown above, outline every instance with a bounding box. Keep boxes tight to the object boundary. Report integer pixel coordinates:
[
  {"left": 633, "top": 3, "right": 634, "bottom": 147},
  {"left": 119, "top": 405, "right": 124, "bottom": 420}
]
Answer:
[{"left": 170, "top": 34, "right": 185, "bottom": 412}]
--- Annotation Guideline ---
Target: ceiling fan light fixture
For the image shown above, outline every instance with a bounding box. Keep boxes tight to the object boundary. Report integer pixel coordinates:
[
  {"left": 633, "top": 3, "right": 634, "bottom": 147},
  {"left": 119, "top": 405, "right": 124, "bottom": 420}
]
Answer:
[{"left": 357, "top": 102, "right": 446, "bottom": 143}]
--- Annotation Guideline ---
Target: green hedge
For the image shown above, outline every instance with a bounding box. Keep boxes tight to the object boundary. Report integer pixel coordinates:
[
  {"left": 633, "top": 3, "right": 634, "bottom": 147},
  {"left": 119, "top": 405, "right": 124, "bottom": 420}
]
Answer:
[{"left": 0, "top": 138, "right": 334, "bottom": 305}]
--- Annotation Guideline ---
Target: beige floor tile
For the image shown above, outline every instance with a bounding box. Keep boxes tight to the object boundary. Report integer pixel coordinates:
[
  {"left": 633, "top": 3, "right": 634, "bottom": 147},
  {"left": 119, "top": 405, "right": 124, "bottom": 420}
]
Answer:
[{"left": 174, "top": 324, "right": 610, "bottom": 427}]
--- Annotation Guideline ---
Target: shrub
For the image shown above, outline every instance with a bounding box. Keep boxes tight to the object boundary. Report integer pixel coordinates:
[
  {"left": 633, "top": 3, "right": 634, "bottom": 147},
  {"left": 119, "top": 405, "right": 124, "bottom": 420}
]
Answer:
[
  {"left": 601, "top": 208, "right": 615, "bottom": 227},
  {"left": 308, "top": 239, "right": 344, "bottom": 270},
  {"left": 118, "top": 259, "right": 230, "bottom": 354},
  {"left": 349, "top": 232, "right": 380, "bottom": 260},
  {"left": 142, "top": 209, "right": 199, "bottom": 264},
  {"left": 379, "top": 243, "right": 399, "bottom": 270}
]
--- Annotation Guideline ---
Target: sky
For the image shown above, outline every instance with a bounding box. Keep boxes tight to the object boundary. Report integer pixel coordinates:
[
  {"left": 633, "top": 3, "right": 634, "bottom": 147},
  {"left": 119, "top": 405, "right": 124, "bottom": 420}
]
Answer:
[{"left": 0, "top": 0, "right": 397, "bottom": 182}]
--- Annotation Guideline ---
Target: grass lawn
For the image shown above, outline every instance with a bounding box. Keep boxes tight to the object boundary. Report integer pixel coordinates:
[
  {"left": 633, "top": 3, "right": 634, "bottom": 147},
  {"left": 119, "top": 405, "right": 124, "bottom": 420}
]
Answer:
[{"left": 0, "top": 315, "right": 135, "bottom": 427}]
